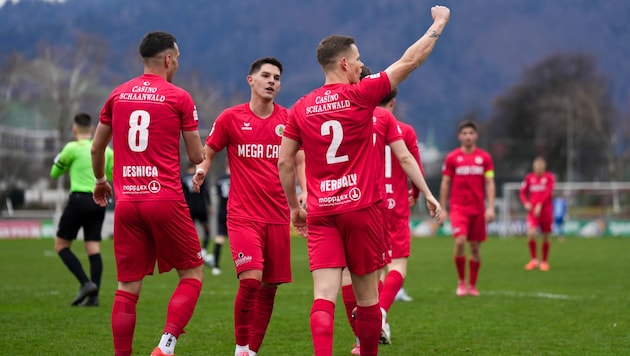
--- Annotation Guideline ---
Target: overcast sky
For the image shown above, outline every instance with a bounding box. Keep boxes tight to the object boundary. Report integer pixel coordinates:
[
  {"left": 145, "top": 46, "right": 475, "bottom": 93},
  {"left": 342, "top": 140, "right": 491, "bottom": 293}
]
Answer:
[{"left": 0, "top": 0, "right": 65, "bottom": 9}]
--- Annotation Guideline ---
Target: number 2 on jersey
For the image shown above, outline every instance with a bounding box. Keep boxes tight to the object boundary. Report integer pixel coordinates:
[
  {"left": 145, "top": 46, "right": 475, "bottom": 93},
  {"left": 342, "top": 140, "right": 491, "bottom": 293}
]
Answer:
[
  {"left": 128, "top": 110, "right": 149, "bottom": 152},
  {"left": 321, "top": 120, "right": 349, "bottom": 164}
]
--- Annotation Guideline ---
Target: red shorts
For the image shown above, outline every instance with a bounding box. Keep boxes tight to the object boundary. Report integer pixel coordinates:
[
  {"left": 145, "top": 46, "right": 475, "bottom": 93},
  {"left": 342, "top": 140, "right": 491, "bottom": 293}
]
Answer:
[
  {"left": 386, "top": 213, "right": 411, "bottom": 259},
  {"left": 113, "top": 200, "right": 203, "bottom": 282},
  {"left": 307, "top": 204, "right": 388, "bottom": 276},
  {"left": 381, "top": 206, "right": 392, "bottom": 264},
  {"left": 527, "top": 212, "right": 553, "bottom": 233},
  {"left": 227, "top": 218, "right": 292, "bottom": 284},
  {"left": 449, "top": 206, "right": 487, "bottom": 242}
]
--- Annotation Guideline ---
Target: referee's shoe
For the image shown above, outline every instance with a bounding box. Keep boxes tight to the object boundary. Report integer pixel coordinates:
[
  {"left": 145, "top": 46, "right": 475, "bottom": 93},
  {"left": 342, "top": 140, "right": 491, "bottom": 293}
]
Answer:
[{"left": 71, "top": 281, "right": 98, "bottom": 306}]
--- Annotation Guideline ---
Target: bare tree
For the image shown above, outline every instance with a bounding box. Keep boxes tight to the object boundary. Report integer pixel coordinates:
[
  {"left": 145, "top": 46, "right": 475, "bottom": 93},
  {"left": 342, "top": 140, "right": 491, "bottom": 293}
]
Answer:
[
  {"left": 0, "top": 33, "right": 110, "bottom": 211},
  {"left": 487, "top": 52, "right": 619, "bottom": 181}
]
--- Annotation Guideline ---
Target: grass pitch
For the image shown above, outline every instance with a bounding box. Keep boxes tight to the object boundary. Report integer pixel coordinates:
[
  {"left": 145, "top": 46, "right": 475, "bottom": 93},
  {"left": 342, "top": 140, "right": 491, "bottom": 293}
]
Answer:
[{"left": 1, "top": 236, "right": 628, "bottom": 355}]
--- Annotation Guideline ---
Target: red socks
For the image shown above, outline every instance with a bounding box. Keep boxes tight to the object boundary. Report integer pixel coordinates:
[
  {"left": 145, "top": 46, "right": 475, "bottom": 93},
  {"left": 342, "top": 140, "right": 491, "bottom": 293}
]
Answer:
[
  {"left": 248, "top": 286, "right": 277, "bottom": 353},
  {"left": 310, "top": 298, "right": 335, "bottom": 356},
  {"left": 379, "top": 270, "right": 403, "bottom": 313},
  {"left": 112, "top": 290, "right": 139, "bottom": 356},
  {"left": 529, "top": 239, "right": 550, "bottom": 261},
  {"left": 164, "top": 278, "right": 202, "bottom": 338},
  {"left": 542, "top": 241, "right": 550, "bottom": 262},
  {"left": 234, "top": 278, "right": 261, "bottom": 346},
  {"left": 455, "top": 255, "right": 466, "bottom": 281},
  {"left": 469, "top": 260, "right": 480, "bottom": 287},
  {"left": 341, "top": 284, "right": 357, "bottom": 336},
  {"left": 529, "top": 240, "right": 538, "bottom": 260},
  {"left": 354, "top": 304, "right": 381, "bottom": 356}
]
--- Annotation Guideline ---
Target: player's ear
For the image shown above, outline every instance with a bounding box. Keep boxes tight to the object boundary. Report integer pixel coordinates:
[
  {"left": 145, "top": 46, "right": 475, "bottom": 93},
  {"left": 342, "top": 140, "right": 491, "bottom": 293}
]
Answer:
[
  {"left": 165, "top": 52, "right": 175, "bottom": 69},
  {"left": 340, "top": 56, "right": 348, "bottom": 71}
]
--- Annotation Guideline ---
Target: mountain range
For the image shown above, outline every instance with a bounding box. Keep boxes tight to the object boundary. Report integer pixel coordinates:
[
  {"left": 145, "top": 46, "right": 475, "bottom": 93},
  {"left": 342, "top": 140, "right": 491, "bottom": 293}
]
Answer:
[{"left": 1, "top": 0, "right": 629, "bottom": 149}]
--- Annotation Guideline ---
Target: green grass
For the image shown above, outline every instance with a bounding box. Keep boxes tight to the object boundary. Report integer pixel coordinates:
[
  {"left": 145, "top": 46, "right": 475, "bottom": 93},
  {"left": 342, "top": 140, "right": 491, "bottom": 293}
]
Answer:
[{"left": 1, "top": 236, "right": 629, "bottom": 355}]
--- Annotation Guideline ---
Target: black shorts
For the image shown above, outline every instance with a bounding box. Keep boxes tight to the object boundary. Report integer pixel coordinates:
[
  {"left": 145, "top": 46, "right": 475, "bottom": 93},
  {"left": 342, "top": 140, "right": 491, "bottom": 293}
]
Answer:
[
  {"left": 57, "top": 192, "right": 106, "bottom": 241},
  {"left": 217, "top": 211, "right": 228, "bottom": 236},
  {"left": 189, "top": 206, "right": 209, "bottom": 224}
]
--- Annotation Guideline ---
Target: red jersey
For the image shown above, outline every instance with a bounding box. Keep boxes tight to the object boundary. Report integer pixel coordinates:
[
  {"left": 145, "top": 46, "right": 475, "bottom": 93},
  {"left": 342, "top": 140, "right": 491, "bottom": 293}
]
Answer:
[
  {"left": 206, "top": 102, "right": 289, "bottom": 224},
  {"left": 519, "top": 172, "right": 555, "bottom": 213},
  {"left": 442, "top": 147, "right": 494, "bottom": 210},
  {"left": 100, "top": 74, "right": 199, "bottom": 202},
  {"left": 284, "top": 72, "right": 391, "bottom": 216},
  {"left": 385, "top": 120, "right": 423, "bottom": 218},
  {"left": 372, "top": 106, "right": 403, "bottom": 208}
]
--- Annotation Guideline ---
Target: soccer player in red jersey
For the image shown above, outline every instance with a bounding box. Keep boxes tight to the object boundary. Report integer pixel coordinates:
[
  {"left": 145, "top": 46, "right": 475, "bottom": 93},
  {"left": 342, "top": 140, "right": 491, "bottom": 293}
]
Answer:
[
  {"left": 192, "top": 57, "right": 291, "bottom": 356},
  {"left": 337, "top": 66, "right": 426, "bottom": 352},
  {"left": 439, "top": 120, "right": 496, "bottom": 297},
  {"left": 520, "top": 156, "right": 555, "bottom": 271},
  {"left": 376, "top": 89, "right": 425, "bottom": 343},
  {"left": 91, "top": 31, "right": 205, "bottom": 356},
  {"left": 342, "top": 85, "right": 428, "bottom": 353},
  {"left": 278, "top": 6, "right": 449, "bottom": 355}
]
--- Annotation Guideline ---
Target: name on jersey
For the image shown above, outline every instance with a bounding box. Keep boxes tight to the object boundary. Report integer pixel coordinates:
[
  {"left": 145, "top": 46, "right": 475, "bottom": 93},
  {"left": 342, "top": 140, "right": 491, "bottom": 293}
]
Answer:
[
  {"left": 119, "top": 92, "right": 166, "bottom": 103},
  {"left": 306, "top": 92, "right": 351, "bottom": 115},
  {"left": 455, "top": 165, "right": 484, "bottom": 175},
  {"left": 120, "top": 86, "right": 165, "bottom": 102},
  {"left": 122, "top": 165, "right": 159, "bottom": 177},
  {"left": 529, "top": 184, "right": 548, "bottom": 192},
  {"left": 237, "top": 144, "right": 279, "bottom": 159},
  {"left": 320, "top": 173, "right": 357, "bottom": 192}
]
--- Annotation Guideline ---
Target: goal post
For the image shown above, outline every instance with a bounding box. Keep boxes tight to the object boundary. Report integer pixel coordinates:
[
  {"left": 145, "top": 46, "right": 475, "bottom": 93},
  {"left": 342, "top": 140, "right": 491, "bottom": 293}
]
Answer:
[{"left": 498, "top": 182, "right": 630, "bottom": 237}]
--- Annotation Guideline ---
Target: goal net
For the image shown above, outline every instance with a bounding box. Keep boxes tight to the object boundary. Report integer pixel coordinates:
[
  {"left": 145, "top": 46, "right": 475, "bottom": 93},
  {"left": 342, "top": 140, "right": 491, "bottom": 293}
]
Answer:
[{"left": 497, "top": 182, "right": 630, "bottom": 237}]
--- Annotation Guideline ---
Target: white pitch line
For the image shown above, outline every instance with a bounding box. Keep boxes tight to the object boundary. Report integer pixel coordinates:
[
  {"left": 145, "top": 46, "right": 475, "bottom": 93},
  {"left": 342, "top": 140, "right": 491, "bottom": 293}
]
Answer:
[{"left": 482, "top": 290, "right": 590, "bottom": 300}]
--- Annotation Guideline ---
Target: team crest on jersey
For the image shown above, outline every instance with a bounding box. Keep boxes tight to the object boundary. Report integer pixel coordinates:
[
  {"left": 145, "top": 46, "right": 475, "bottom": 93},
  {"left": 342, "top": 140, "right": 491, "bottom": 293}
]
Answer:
[
  {"left": 241, "top": 122, "right": 252, "bottom": 131},
  {"left": 387, "top": 198, "right": 396, "bottom": 210},
  {"left": 143, "top": 81, "right": 151, "bottom": 86},
  {"left": 275, "top": 124, "right": 285, "bottom": 137},
  {"left": 474, "top": 156, "right": 483, "bottom": 164}
]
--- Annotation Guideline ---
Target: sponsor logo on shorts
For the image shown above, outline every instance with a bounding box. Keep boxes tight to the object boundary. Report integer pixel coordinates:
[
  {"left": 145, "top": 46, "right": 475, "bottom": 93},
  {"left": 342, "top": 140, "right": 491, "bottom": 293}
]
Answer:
[{"left": 235, "top": 252, "right": 253, "bottom": 267}]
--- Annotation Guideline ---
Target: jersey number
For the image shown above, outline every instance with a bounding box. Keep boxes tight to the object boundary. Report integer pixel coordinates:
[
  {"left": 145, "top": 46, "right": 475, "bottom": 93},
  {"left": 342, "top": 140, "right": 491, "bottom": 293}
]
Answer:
[
  {"left": 128, "top": 110, "right": 150, "bottom": 152},
  {"left": 384, "top": 145, "right": 392, "bottom": 178},
  {"left": 321, "top": 120, "right": 348, "bottom": 164}
]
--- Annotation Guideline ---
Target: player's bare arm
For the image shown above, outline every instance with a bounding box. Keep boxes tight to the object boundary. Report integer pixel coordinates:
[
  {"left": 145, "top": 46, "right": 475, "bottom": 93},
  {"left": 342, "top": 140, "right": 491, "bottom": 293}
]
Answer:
[
  {"left": 182, "top": 130, "right": 204, "bottom": 165},
  {"left": 278, "top": 136, "right": 307, "bottom": 236},
  {"left": 390, "top": 140, "right": 443, "bottom": 221},
  {"left": 90, "top": 123, "right": 113, "bottom": 207},
  {"left": 192, "top": 145, "right": 216, "bottom": 193},
  {"left": 439, "top": 174, "right": 451, "bottom": 219},
  {"left": 485, "top": 177, "right": 496, "bottom": 222},
  {"left": 384, "top": 5, "right": 450, "bottom": 89},
  {"left": 295, "top": 150, "right": 308, "bottom": 210}
]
